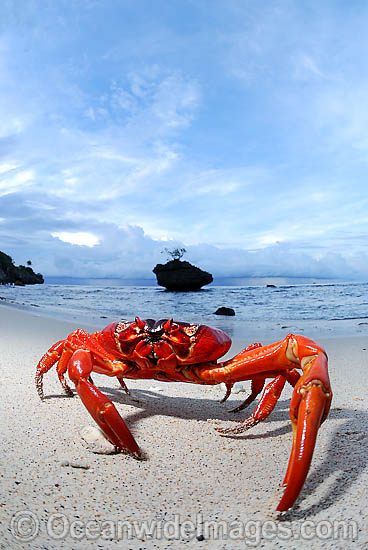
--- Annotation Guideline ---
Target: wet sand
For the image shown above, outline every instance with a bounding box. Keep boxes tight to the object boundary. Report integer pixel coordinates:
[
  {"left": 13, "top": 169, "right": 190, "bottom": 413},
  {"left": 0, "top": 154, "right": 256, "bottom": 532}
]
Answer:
[{"left": 0, "top": 303, "right": 367, "bottom": 549}]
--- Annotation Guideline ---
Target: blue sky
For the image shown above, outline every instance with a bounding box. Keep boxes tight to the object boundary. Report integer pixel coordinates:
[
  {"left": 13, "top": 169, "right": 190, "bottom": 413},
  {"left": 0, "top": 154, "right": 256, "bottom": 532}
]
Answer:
[{"left": 1, "top": 0, "right": 368, "bottom": 280}]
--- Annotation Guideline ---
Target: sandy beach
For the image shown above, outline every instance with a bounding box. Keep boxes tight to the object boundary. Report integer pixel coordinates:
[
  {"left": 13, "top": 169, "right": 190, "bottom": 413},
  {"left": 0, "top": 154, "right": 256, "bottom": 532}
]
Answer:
[{"left": 0, "top": 302, "right": 367, "bottom": 549}]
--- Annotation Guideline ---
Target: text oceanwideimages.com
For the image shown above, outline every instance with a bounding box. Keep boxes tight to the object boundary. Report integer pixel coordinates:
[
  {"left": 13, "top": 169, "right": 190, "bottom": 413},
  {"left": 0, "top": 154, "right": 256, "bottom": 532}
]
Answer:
[{"left": 10, "top": 510, "right": 359, "bottom": 545}]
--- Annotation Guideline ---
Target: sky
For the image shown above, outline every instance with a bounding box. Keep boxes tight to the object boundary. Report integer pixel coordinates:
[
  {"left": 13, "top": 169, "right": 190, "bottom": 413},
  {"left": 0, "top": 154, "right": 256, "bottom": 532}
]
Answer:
[{"left": 1, "top": 0, "right": 368, "bottom": 281}]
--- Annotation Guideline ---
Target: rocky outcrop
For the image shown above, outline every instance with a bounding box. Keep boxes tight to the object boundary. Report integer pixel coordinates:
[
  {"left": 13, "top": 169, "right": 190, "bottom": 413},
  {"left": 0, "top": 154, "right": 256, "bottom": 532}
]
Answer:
[
  {"left": 0, "top": 251, "right": 44, "bottom": 285},
  {"left": 153, "top": 259, "right": 213, "bottom": 291},
  {"left": 214, "top": 307, "right": 235, "bottom": 316}
]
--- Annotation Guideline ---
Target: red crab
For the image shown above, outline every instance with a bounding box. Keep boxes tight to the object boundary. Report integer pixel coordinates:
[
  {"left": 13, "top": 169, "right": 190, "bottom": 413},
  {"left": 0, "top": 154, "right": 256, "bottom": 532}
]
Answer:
[{"left": 35, "top": 318, "right": 332, "bottom": 512}]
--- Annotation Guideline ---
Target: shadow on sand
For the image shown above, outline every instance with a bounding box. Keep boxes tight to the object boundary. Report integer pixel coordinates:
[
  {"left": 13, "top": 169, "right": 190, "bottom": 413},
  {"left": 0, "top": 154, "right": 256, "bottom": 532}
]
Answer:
[{"left": 47, "top": 381, "right": 367, "bottom": 520}]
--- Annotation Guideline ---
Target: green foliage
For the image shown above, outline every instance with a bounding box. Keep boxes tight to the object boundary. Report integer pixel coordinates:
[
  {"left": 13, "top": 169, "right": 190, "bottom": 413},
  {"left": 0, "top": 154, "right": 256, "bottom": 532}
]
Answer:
[
  {"left": 0, "top": 250, "right": 44, "bottom": 284},
  {"left": 0, "top": 251, "right": 15, "bottom": 270}
]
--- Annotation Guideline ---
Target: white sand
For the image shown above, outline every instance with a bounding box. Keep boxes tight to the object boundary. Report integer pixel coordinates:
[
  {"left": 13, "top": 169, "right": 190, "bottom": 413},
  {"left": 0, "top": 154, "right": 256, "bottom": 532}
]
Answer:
[{"left": 0, "top": 303, "right": 367, "bottom": 549}]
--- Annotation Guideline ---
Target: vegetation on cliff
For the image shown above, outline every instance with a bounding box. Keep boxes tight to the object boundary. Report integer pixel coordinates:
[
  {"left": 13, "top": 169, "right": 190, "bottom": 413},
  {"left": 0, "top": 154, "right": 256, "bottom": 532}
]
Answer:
[{"left": 0, "top": 251, "right": 44, "bottom": 285}]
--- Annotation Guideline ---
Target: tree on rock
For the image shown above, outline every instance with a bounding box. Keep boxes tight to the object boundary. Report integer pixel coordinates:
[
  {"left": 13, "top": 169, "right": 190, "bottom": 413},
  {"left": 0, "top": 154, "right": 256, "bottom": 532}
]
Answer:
[{"left": 162, "top": 247, "right": 187, "bottom": 261}]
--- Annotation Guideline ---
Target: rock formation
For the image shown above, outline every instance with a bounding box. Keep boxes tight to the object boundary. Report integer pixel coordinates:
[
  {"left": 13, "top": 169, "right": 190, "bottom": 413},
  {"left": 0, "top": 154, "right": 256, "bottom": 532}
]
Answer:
[
  {"left": 214, "top": 307, "right": 235, "bottom": 316},
  {"left": 153, "top": 259, "right": 213, "bottom": 291},
  {"left": 0, "top": 251, "right": 44, "bottom": 285}
]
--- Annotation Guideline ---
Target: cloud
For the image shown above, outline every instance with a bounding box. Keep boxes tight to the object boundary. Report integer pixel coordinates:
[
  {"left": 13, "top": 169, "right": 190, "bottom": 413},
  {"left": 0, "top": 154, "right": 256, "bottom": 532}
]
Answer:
[
  {"left": 1, "top": 187, "right": 367, "bottom": 281},
  {"left": 1, "top": 1, "right": 368, "bottom": 283},
  {"left": 51, "top": 231, "right": 100, "bottom": 247}
]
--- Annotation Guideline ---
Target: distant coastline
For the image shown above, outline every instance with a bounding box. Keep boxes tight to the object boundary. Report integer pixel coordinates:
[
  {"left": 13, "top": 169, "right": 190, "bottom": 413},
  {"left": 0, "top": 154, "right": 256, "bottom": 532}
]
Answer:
[{"left": 43, "top": 275, "right": 355, "bottom": 287}]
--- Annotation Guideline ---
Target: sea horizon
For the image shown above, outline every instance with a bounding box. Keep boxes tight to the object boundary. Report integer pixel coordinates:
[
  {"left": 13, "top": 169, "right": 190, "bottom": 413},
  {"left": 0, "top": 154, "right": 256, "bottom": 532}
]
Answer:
[{"left": 43, "top": 275, "right": 361, "bottom": 287}]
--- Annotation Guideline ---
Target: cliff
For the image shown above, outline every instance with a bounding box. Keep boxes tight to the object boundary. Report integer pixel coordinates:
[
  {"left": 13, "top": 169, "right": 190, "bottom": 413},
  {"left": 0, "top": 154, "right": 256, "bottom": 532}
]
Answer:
[{"left": 0, "top": 251, "right": 44, "bottom": 285}]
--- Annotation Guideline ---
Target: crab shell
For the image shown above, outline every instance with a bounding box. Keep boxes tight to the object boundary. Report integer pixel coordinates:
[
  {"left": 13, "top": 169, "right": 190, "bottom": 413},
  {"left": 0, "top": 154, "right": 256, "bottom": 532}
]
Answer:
[{"left": 100, "top": 318, "right": 232, "bottom": 368}]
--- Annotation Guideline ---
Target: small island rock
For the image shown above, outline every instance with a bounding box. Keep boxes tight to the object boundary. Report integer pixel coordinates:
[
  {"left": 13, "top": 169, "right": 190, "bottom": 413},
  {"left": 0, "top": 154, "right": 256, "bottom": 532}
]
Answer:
[
  {"left": 214, "top": 307, "right": 235, "bottom": 316},
  {"left": 153, "top": 259, "right": 213, "bottom": 291}
]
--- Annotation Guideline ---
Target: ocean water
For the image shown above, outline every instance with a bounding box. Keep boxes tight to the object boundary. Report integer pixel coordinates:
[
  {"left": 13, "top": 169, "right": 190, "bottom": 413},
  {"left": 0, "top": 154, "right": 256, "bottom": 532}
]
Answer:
[{"left": 1, "top": 280, "right": 368, "bottom": 331}]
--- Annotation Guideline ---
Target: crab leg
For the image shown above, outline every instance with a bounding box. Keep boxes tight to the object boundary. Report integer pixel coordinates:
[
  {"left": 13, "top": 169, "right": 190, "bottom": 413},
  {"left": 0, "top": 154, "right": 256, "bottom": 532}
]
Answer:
[
  {"left": 229, "top": 377, "right": 266, "bottom": 413},
  {"left": 219, "top": 382, "right": 233, "bottom": 403},
  {"left": 56, "top": 348, "right": 75, "bottom": 396},
  {"left": 68, "top": 349, "right": 142, "bottom": 457},
  {"left": 117, "top": 376, "right": 132, "bottom": 395},
  {"left": 225, "top": 368, "right": 300, "bottom": 417},
  {"left": 35, "top": 340, "right": 68, "bottom": 399},
  {"left": 217, "top": 375, "right": 286, "bottom": 433}
]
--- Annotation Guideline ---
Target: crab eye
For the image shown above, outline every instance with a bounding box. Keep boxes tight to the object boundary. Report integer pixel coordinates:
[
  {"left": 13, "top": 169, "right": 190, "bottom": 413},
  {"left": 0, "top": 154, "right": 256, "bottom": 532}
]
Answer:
[
  {"left": 163, "top": 318, "right": 173, "bottom": 331},
  {"left": 182, "top": 324, "right": 199, "bottom": 337},
  {"left": 163, "top": 319, "right": 179, "bottom": 333},
  {"left": 135, "top": 317, "right": 146, "bottom": 330}
]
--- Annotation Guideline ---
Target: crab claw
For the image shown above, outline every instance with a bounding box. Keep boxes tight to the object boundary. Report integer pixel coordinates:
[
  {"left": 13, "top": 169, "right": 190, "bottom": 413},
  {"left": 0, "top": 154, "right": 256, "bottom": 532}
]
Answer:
[
  {"left": 277, "top": 383, "right": 328, "bottom": 511},
  {"left": 276, "top": 348, "right": 332, "bottom": 512}
]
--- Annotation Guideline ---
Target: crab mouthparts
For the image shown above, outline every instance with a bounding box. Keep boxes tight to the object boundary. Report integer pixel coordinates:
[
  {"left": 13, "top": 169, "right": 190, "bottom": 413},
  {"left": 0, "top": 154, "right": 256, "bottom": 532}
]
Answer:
[
  {"left": 143, "top": 319, "right": 168, "bottom": 350},
  {"left": 143, "top": 318, "right": 167, "bottom": 334}
]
